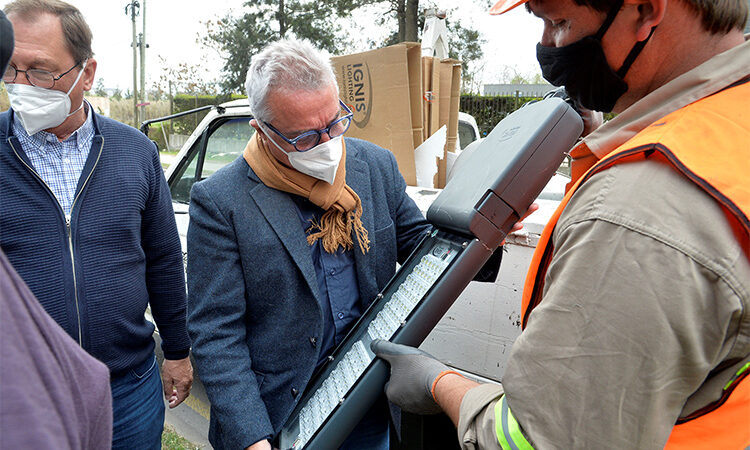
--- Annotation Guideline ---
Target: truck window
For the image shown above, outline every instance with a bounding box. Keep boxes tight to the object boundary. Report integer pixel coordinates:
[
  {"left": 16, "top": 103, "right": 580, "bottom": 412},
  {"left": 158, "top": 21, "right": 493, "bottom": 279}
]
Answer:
[
  {"left": 202, "top": 117, "right": 254, "bottom": 178},
  {"left": 458, "top": 121, "right": 477, "bottom": 150},
  {"left": 169, "top": 117, "right": 255, "bottom": 203}
]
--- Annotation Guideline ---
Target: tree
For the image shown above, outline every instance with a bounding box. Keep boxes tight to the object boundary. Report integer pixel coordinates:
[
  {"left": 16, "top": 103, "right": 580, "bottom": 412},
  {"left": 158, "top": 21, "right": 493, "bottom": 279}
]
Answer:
[
  {"left": 374, "top": 2, "right": 486, "bottom": 85},
  {"left": 93, "top": 78, "right": 108, "bottom": 97},
  {"left": 447, "top": 21, "right": 486, "bottom": 92},
  {"left": 203, "top": 0, "right": 369, "bottom": 93},
  {"left": 368, "top": 0, "right": 419, "bottom": 43},
  {"left": 153, "top": 56, "right": 218, "bottom": 98},
  {"left": 495, "top": 65, "right": 545, "bottom": 84},
  {"left": 205, "top": 1, "right": 487, "bottom": 93},
  {"left": 111, "top": 88, "right": 123, "bottom": 101}
]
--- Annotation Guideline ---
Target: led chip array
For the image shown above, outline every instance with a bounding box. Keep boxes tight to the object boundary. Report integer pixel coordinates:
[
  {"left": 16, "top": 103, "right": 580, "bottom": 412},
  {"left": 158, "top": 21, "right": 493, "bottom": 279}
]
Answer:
[
  {"left": 292, "top": 247, "right": 453, "bottom": 449},
  {"left": 295, "top": 341, "right": 373, "bottom": 447},
  {"left": 367, "top": 253, "right": 450, "bottom": 341}
]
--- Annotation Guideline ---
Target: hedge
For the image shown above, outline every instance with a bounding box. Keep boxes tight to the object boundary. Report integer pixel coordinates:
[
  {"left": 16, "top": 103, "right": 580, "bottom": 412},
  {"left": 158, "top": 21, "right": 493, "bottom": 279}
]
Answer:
[
  {"left": 460, "top": 94, "right": 618, "bottom": 137},
  {"left": 170, "top": 94, "right": 247, "bottom": 135},
  {"left": 460, "top": 94, "right": 541, "bottom": 137}
]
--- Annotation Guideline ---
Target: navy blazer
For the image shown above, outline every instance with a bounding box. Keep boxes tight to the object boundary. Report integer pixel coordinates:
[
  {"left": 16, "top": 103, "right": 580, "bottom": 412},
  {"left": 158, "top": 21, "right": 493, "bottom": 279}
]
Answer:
[{"left": 186, "top": 138, "right": 430, "bottom": 449}]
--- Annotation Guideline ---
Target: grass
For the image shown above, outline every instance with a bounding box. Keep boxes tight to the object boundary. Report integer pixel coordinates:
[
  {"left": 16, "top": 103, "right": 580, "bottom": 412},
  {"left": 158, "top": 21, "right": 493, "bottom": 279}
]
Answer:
[{"left": 162, "top": 425, "right": 201, "bottom": 450}]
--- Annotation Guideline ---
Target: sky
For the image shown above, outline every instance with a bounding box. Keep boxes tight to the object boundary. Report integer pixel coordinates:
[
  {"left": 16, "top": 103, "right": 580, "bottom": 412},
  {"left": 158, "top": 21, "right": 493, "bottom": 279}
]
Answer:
[{"left": 1, "top": 0, "right": 544, "bottom": 93}]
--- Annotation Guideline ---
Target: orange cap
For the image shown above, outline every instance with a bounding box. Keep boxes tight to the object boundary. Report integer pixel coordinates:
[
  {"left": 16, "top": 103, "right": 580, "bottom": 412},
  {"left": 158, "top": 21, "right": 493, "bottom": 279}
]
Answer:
[{"left": 489, "top": 0, "right": 530, "bottom": 15}]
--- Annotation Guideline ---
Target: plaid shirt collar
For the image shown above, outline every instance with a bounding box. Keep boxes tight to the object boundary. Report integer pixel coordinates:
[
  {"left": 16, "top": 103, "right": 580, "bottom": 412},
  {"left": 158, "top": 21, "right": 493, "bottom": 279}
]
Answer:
[{"left": 11, "top": 101, "right": 95, "bottom": 155}]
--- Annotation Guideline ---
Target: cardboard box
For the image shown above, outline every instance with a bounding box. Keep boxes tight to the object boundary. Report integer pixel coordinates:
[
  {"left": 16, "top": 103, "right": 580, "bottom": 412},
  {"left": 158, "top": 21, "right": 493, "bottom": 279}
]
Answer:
[
  {"left": 421, "top": 57, "right": 433, "bottom": 142},
  {"left": 332, "top": 43, "right": 423, "bottom": 186},
  {"left": 439, "top": 59, "right": 462, "bottom": 188},
  {"left": 333, "top": 43, "right": 462, "bottom": 188}
]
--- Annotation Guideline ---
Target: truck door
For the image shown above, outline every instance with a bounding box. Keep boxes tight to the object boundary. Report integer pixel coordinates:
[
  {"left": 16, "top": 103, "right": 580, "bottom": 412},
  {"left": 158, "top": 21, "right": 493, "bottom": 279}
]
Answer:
[{"left": 168, "top": 116, "right": 255, "bottom": 203}]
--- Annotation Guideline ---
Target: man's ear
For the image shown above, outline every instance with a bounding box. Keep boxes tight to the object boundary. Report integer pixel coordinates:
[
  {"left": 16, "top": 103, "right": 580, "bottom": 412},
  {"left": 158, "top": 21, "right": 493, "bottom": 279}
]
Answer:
[
  {"left": 82, "top": 58, "right": 97, "bottom": 91},
  {"left": 250, "top": 118, "right": 267, "bottom": 143},
  {"left": 249, "top": 118, "right": 265, "bottom": 138},
  {"left": 631, "top": 0, "right": 666, "bottom": 41}
]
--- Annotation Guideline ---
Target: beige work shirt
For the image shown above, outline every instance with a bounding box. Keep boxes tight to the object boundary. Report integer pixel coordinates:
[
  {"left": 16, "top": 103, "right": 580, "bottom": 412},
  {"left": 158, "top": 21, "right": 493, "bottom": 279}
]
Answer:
[{"left": 457, "top": 38, "right": 750, "bottom": 450}]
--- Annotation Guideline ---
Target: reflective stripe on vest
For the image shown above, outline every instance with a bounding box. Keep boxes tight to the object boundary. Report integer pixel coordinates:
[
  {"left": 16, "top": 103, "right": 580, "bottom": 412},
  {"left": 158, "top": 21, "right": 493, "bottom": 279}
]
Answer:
[
  {"left": 521, "top": 80, "right": 750, "bottom": 448},
  {"left": 495, "top": 395, "right": 534, "bottom": 450}
]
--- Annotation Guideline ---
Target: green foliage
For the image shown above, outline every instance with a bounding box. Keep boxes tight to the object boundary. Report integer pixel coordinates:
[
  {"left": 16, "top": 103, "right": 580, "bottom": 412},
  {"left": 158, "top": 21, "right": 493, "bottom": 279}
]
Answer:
[
  {"left": 446, "top": 18, "right": 485, "bottom": 89},
  {"left": 461, "top": 93, "right": 618, "bottom": 138},
  {"left": 161, "top": 425, "right": 199, "bottom": 450},
  {"left": 170, "top": 93, "right": 248, "bottom": 135},
  {"left": 204, "top": 1, "right": 487, "bottom": 94},
  {"left": 108, "top": 98, "right": 172, "bottom": 129},
  {"left": 148, "top": 122, "right": 168, "bottom": 151},
  {"left": 371, "top": 2, "right": 485, "bottom": 87},
  {"left": 94, "top": 78, "right": 108, "bottom": 97},
  {"left": 508, "top": 71, "right": 546, "bottom": 84},
  {"left": 203, "top": 0, "right": 368, "bottom": 93},
  {"left": 460, "top": 94, "right": 541, "bottom": 136},
  {"left": 110, "top": 87, "right": 123, "bottom": 100},
  {"left": 153, "top": 56, "right": 218, "bottom": 99},
  {"left": 0, "top": 85, "right": 8, "bottom": 112}
]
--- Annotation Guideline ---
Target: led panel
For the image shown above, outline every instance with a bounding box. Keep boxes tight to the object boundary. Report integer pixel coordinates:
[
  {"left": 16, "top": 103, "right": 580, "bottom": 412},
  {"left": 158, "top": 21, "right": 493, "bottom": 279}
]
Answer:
[{"left": 281, "top": 232, "right": 462, "bottom": 450}]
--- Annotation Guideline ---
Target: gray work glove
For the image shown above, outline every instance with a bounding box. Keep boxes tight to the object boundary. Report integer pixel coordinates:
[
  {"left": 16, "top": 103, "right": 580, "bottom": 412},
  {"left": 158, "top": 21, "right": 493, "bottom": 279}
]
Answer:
[{"left": 371, "top": 339, "right": 460, "bottom": 415}]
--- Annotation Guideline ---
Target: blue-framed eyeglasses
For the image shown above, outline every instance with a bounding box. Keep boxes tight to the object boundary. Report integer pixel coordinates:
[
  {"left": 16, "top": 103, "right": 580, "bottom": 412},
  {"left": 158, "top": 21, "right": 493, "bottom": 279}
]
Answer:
[{"left": 264, "top": 100, "right": 353, "bottom": 152}]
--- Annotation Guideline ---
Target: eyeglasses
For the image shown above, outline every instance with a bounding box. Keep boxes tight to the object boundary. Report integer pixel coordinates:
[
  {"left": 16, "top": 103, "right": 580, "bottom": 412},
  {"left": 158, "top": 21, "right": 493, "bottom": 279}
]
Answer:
[
  {"left": 264, "top": 100, "right": 353, "bottom": 152},
  {"left": 2, "top": 61, "right": 82, "bottom": 89}
]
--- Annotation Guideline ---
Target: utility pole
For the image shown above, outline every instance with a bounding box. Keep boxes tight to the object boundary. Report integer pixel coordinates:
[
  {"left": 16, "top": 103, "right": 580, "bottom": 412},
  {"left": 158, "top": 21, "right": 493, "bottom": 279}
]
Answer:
[
  {"left": 138, "top": 34, "right": 145, "bottom": 124},
  {"left": 125, "top": 1, "right": 139, "bottom": 127},
  {"left": 168, "top": 79, "right": 173, "bottom": 140},
  {"left": 139, "top": 0, "right": 147, "bottom": 124}
]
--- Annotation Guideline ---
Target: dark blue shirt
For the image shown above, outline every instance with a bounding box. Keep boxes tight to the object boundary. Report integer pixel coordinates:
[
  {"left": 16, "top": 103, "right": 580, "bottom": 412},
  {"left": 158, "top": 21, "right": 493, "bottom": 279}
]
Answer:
[{"left": 291, "top": 196, "right": 361, "bottom": 369}]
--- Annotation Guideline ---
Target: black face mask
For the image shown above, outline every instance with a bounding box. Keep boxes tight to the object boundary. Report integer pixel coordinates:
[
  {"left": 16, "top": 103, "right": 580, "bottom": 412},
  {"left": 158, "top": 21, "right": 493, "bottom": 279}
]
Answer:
[{"left": 536, "top": 0, "right": 655, "bottom": 112}]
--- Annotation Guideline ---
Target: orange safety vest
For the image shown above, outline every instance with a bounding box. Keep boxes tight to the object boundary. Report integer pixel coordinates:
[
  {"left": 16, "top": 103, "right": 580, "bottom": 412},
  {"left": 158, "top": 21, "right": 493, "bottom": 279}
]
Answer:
[{"left": 521, "top": 79, "right": 750, "bottom": 449}]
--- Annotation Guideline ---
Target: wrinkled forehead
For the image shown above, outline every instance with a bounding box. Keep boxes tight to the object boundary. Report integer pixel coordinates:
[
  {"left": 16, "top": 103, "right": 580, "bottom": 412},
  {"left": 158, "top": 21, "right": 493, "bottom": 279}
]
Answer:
[
  {"left": 5, "top": 7, "right": 60, "bottom": 30},
  {"left": 270, "top": 83, "right": 339, "bottom": 106},
  {"left": 267, "top": 83, "right": 341, "bottom": 132},
  {"left": 7, "top": 11, "right": 73, "bottom": 65}
]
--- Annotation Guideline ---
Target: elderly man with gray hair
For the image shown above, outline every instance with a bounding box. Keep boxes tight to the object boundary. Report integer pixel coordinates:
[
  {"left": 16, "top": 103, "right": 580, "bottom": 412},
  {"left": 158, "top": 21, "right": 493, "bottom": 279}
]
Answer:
[{"left": 186, "top": 38, "right": 431, "bottom": 449}]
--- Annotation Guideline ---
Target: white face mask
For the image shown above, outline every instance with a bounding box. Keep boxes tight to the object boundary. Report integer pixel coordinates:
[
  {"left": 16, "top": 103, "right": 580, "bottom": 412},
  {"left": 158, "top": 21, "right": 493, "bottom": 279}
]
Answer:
[
  {"left": 6, "top": 59, "right": 88, "bottom": 135},
  {"left": 260, "top": 124, "right": 343, "bottom": 185}
]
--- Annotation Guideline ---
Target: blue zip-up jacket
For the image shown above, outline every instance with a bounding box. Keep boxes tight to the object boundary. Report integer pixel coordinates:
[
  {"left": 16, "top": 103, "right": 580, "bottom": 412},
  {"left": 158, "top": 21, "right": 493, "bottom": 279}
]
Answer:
[{"left": 0, "top": 109, "right": 190, "bottom": 375}]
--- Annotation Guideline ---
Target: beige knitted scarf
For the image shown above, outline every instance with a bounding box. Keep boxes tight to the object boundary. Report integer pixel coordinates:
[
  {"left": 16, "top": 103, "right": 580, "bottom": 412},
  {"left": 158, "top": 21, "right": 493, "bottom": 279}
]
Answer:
[{"left": 243, "top": 132, "right": 370, "bottom": 254}]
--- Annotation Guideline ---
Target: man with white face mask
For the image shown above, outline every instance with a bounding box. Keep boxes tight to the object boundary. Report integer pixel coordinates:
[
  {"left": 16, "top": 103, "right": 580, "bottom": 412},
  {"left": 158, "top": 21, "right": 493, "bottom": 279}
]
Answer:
[
  {"left": 0, "top": 1, "right": 194, "bottom": 448},
  {"left": 186, "top": 38, "right": 432, "bottom": 450}
]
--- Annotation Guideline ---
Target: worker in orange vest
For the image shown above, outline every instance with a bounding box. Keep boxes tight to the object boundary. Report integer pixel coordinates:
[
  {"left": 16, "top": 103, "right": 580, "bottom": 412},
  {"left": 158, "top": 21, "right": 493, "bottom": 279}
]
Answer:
[{"left": 372, "top": 0, "right": 750, "bottom": 448}]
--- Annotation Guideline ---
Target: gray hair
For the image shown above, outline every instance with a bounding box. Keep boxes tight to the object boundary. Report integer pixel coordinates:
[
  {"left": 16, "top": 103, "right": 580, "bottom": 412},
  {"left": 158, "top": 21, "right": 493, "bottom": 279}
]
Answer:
[
  {"left": 245, "top": 38, "right": 338, "bottom": 123},
  {"left": 4, "top": 0, "right": 93, "bottom": 64}
]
